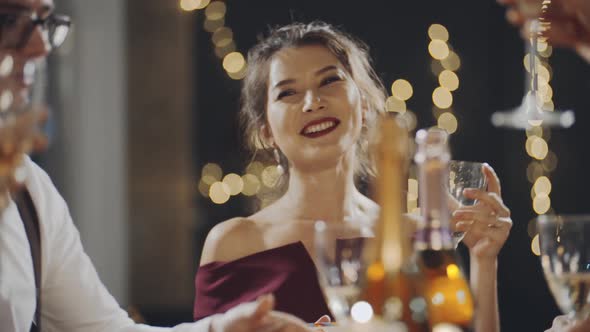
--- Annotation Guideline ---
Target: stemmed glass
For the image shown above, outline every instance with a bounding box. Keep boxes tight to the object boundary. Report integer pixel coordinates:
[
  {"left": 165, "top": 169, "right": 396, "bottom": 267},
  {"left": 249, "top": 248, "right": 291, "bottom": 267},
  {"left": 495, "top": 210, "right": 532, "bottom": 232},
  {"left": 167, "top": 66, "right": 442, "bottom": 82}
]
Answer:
[
  {"left": 537, "top": 215, "right": 590, "bottom": 320},
  {"left": 491, "top": 1, "right": 575, "bottom": 129},
  {"left": 313, "top": 220, "right": 410, "bottom": 331}
]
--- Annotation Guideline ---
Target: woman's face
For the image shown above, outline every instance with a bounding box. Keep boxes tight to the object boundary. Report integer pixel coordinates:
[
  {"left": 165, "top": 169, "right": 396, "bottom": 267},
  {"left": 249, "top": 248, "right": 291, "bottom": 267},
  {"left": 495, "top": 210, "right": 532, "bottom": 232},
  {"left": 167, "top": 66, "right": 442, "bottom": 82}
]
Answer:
[{"left": 264, "top": 45, "right": 365, "bottom": 172}]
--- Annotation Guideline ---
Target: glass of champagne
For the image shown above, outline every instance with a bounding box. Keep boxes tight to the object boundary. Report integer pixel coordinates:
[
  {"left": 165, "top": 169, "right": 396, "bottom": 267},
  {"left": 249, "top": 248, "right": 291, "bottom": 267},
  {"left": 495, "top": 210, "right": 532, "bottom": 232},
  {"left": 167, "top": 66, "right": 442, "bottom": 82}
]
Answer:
[
  {"left": 313, "top": 220, "right": 414, "bottom": 331},
  {"left": 537, "top": 215, "right": 590, "bottom": 320},
  {"left": 448, "top": 160, "right": 487, "bottom": 245}
]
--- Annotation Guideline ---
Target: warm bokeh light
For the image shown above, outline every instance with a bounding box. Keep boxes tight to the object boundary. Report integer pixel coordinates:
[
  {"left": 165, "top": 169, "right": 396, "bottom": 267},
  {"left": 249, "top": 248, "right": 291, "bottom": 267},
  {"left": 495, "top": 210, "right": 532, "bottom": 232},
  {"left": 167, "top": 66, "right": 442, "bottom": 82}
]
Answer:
[
  {"left": 437, "top": 112, "right": 458, "bottom": 134},
  {"left": 212, "top": 27, "right": 233, "bottom": 47},
  {"left": 241, "top": 174, "right": 261, "bottom": 196},
  {"left": 531, "top": 137, "right": 549, "bottom": 160},
  {"left": 426, "top": 277, "right": 474, "bottom": 325},
  {"left": 209, "top": 181, "right": 231, "bottom": 204},
  {"left": 204, "top": 1, "right": 226, "bottom": 20},
  {"left": 261, "top": 166, "right": 281, "bottom": 188},
  {"left": 180, "top": 0, "right": 210, "bottom": 11},
  {"left": 537, "top": 40, "right": 549, "bottom": 53},
  {"left": 386, "top": 96, "right": 406, "bottom": 113},
  {"left": 428, "top": 24, "right": 449, "bottom": 42},
  {"left": 441, "top": 51, "right": 461, "bottom": 71},
  {"left": 446, "top": 264, "right": 460, "bottom": 280},
  {"left": 202, "top": 163, "right": 223, "bottom": 182},
  {"left": 351, "top": 301, "right": 374, "bottom": 323},
  {"left": 539, "top": 44, "right": 553, "bottom": 57},
  {"left": 538, "top": 84, "right": 553, "bottom": 103},
  {"left": 543, "top": 100, "right": 555, "bottom": 112},
  {"left": 223, "top": 52, "right": 246, "bottom": 74},
  {"left": 408, "top": 178, "right": 419, "bottom": 201},
  {"left": 204, "top": 17, "right": 225, "bottom": 33},
  {"left": 391, "top": 79, "right": 413, "bottom": 101},
  {"left": 433, "top": 323, "right": 463, "bottom": 332},
  {"left": 523, "top": 54, "right": 542, "bottom": 73},
  {"left": 533, "top": 194, "right": 551, "bottom": 214},
  {"left": 429, "top": 40, "right": 450, "bottom": 60},
  {"left": 526, "top": 136, "right": 549, "bottom": 160},
  {"left": 228, "top": 65, "right": 247, "bottom": 80},
  {"left": 432, "top": 87, "right": 453, "bottom": 109},
  {"left": 534, "top": 176, "right": 552, "bottom": 196},
  {"left": 367, "top": 263, "right": 385, "bottom": 282},
  {"left": 537, "top": 64, "right": 551, "bottom": 82},
  {"left": 222, "top": 173, "right": 244, "bottom": 196},
  {"left": 531, "top": 234, "right": 541, "bottom": 256},
  {"left": 0, "top": 90, "right": 13, "bottom": 111},
  {"left": 0, "top": 55, "right": 13, "bottom": 77},
  {"left": 246, "top": 161, "right": 264, "bottom": 177},
  {"left": 438, "top": 70, "right": 459, "bottom": 91},
  {"left": 407, "top": 177, "right": 419, "bottom": 214}
]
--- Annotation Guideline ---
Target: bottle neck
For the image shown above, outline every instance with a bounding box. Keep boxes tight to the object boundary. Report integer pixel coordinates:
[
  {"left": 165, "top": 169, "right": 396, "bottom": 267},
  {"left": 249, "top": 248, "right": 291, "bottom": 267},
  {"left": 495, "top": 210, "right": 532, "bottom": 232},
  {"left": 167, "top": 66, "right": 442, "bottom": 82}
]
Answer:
[{"left": 414, "top": 157, "right": 454, "bottom": 251}]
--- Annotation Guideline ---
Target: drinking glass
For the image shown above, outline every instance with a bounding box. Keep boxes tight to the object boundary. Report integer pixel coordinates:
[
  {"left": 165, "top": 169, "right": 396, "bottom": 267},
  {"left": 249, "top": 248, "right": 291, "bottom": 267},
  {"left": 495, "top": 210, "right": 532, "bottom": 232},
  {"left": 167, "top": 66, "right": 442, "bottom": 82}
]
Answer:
[
  {"left": 448, "top": 160, "right": 487, "bottom": 245},
  {"left": 491, "top": 1, "right": 575, "bottom": 129},
  {"left": 537, "top": 215, "right": 590, "bottom": 320},
  {"left": 313, "top": 220, "right": 411, "bottom": 331}
]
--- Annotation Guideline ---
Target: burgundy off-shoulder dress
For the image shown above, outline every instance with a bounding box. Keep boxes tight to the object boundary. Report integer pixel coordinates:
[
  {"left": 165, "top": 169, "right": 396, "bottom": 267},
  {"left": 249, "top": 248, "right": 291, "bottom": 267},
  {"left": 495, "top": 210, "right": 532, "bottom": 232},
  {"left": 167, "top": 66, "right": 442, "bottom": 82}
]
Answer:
[{"left": 193, "top": 241, "right": 333, "bottom": 323}]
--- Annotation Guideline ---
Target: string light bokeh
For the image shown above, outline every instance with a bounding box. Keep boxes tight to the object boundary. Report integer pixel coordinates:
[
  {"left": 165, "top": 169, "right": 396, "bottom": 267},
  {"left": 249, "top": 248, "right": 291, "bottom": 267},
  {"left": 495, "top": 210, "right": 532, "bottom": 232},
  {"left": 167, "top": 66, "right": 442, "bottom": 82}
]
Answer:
[
  {"left": 428, "top": 23, "right": 461, "bottom": 135},
  {"left": 180, "top": 0, "right": 247, "bottom": 80},
  {"left": 198, "top": 161, "right": 280, "bottom": 204},
  {"left": 528, "top": 2, "right": 556, "bottom": 257}
]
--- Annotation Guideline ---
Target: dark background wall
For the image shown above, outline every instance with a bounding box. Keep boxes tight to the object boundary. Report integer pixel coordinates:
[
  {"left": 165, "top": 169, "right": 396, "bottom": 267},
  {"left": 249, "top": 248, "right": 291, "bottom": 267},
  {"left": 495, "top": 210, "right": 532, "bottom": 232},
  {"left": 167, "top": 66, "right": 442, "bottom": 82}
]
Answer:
[{"left": 192, "top": 1, "right": 590, "bottom": 331}]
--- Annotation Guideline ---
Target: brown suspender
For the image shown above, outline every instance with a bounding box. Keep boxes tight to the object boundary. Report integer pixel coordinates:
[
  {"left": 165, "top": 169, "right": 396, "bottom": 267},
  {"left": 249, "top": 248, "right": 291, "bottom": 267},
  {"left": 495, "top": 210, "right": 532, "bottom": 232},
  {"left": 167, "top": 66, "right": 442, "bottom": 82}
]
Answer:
[{"left": 16, "top": 189, "right": 41, "bottom": 332}]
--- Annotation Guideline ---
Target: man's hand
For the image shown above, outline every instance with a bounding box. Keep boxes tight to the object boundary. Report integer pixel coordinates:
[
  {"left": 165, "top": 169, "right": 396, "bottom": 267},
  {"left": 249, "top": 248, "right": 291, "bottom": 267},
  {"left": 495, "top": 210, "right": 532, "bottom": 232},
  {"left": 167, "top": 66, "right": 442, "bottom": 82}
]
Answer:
[
  {"left": 210, "top": 295, "right": 314, "bottom": 332},
  {"left": 498, "top": 0, "right": 590, "bottom": 62},
  {"left": 546, "top": 315, "right": 590, "bottom": 332}
]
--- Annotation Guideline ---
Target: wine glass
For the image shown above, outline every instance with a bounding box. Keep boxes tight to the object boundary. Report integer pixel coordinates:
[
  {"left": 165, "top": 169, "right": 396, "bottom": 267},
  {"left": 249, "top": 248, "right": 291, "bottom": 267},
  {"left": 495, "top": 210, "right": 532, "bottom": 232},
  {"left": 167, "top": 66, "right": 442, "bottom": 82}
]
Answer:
[
  {"left": 313, "top": 220, "right": 415, "bottom": 331},
  {"left": 448, "top": 160, "right": 487, "bottom": 245},
  {"left": 491, "top": 1, "right": 575, "bottom": 129},
  {"left": 537, "top": 215, "right": 590, "bottom": 320}
]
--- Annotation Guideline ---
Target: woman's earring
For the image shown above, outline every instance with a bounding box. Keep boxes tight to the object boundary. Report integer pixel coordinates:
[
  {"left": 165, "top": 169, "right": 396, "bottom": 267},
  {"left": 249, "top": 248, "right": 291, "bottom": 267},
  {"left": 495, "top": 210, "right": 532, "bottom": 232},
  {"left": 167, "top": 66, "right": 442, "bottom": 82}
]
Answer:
[{"left": 274, "top": 148, "right": 284, "bottom": 176}]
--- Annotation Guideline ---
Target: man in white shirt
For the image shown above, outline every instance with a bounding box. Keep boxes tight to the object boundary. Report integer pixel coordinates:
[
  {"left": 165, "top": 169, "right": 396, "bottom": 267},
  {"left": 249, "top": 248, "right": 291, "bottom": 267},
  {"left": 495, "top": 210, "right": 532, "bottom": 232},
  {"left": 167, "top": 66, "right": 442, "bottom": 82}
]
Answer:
[{"left": 0, "top": 0, "right": 313, "bottom": 331}]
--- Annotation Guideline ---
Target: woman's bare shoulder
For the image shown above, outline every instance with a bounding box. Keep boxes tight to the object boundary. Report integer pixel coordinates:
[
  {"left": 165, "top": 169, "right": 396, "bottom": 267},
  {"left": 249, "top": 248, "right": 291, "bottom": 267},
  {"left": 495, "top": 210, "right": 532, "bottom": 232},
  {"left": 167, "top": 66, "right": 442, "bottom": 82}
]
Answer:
[{"left": 199, "top": 216, "right": 266, "bottom": 265}]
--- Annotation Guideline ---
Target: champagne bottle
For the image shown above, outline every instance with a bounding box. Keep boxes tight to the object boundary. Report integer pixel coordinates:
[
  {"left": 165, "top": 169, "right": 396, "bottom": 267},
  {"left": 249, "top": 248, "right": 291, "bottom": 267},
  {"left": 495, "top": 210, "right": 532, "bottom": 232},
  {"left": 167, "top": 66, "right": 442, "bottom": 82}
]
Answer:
[
  {"left": 366, "top": 113, "right": 428, "bottom": 332},
  {"left": 414, "top": 128, "right": 474, "bottom": 330}
]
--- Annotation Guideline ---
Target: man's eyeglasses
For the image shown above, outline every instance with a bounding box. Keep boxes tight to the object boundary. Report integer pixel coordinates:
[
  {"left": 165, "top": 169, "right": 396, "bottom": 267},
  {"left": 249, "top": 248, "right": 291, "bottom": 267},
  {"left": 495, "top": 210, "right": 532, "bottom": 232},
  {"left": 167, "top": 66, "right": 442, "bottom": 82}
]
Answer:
[{"left": 0, "top": 12, "right": 71, "bottom": 50}]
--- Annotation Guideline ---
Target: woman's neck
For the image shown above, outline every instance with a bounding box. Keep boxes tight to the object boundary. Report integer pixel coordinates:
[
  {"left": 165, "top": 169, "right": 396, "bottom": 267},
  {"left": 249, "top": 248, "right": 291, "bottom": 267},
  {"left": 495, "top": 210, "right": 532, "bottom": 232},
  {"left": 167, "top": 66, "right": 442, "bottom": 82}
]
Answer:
[{"left": 274, "top": 155, "right": 370, "bottom": 223}]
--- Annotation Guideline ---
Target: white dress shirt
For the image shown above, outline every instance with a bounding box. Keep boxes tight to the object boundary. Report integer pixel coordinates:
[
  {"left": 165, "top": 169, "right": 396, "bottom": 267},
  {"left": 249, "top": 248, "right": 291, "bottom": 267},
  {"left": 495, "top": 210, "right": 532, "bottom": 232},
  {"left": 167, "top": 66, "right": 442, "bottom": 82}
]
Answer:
[{"left": 0, "top": 158, "right": 212, "bottom": 332}]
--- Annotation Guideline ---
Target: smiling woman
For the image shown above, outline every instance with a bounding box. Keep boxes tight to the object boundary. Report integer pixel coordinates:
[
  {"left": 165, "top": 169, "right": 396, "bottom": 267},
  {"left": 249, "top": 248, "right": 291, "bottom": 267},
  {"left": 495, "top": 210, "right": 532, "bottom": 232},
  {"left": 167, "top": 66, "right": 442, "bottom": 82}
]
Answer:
[{"left": 194, "top": 21, "right": 387, "bottom": 322}]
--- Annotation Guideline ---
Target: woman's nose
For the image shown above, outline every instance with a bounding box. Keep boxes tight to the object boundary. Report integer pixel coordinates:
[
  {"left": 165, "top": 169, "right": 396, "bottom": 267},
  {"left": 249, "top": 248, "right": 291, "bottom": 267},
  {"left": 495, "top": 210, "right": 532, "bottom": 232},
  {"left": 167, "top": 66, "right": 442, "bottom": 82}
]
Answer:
[{"left": 302, "top": 90, "right": 325, "bottom": 113}]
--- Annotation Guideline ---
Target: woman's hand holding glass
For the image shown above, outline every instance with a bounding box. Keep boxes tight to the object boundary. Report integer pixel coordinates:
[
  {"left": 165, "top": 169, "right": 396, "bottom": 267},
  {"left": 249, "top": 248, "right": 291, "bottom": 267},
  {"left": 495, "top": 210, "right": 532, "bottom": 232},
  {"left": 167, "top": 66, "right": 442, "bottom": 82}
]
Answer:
[{"left": 451, "top": 164, "right": 512, "bottom": 260}]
